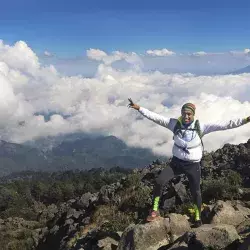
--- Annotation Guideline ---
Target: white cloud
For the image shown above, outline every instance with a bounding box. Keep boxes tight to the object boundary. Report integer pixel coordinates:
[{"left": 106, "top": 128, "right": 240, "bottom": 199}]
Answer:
[
  {"left": 229, "top": 49, "right": 250, "bottom": 56},
  {"left": 1, "top": 40, "right": 250, "bottom": 158},
  {"left": 86, "top": 48, "right": 107, "bottom": 61},
  {"left": 44, "top": 50, "right": 52, "bottom": 57},
  {"left": 229, "top": 50, "right": 239, "bottom": 55},
  {"left": 86, "top": 49, "right": 143, "bottom": 71},
  {"left": 146, "top": 48, "right": 176, "bottom": 56},
  {"left": 244, "top": 48, "right": 250, "bottom": 55},
  {"left": 44, "top": 48, "right": 250, "bottom": 77},
  {"left": 0, "top": 40, "right": 39, "bottom": 75},
  {"left": 192, "top": 51, "right": 207, "bottom": 56}
]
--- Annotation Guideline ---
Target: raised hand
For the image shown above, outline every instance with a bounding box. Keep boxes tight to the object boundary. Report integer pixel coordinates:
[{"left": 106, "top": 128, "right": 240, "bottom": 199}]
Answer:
[{"left": 127, "top": 98, "right": 140, "bottom": 110}]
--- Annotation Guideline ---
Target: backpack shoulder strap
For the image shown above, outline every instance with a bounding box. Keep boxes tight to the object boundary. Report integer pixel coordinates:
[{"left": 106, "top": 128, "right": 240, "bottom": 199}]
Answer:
[
  {"left": 194, "top": 119, "right": 205, "bottom": 156},
  {"left": 173, "top": 117, "right": 183, "bottom": 135},
  {"left": 194, "top": 119, "right": 202, "bottom": 138}
]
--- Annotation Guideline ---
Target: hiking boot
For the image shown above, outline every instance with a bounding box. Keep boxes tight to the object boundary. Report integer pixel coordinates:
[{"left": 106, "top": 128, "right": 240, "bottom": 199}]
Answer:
[
  {"left": 193, "top": 220, "right": 202, "bottom": 228},
  {"left": 146, "top": 210, "right": 161, "bottom": 222}
]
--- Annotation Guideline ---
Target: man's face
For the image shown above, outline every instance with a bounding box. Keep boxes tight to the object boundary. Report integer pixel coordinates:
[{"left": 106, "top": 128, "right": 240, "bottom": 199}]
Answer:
[{"left": 181, "top": 109, "right": 194, "bottom": 124}]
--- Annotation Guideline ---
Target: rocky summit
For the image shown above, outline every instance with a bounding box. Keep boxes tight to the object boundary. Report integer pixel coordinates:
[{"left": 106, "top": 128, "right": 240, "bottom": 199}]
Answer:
[{"left": 1, "top": 139, "right": 250, "bottom": 250}]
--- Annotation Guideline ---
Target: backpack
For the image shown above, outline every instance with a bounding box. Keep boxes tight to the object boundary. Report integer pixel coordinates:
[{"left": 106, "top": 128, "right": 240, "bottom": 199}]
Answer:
[{"left": 173, "top": 117, "right": 204, "bottom": 156}]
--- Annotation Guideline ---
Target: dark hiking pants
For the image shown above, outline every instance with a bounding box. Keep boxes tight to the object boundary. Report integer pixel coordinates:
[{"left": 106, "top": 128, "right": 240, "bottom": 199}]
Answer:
[{"left": 152, "top": 156, "right": 202, "bottom": 218}]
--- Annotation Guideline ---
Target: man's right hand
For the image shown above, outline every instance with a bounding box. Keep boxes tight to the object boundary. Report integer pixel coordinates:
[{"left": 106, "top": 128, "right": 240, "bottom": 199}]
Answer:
[{"left": 127, "top": 98, "right": 140, "bottom": 110}]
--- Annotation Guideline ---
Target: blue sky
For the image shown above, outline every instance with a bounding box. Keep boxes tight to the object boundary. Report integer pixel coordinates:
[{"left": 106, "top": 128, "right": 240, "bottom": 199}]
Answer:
[
  {"left": 1, "top": 1, "right": 250, "bottom": 151},
  {"left": 1, "top": 0, "right": 250, "bottom": 57}
]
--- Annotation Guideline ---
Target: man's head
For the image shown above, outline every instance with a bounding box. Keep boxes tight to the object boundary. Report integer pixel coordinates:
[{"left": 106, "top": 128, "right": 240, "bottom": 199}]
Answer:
[{"left": 181, "top": 103, "right": 196, "bottom": 124}]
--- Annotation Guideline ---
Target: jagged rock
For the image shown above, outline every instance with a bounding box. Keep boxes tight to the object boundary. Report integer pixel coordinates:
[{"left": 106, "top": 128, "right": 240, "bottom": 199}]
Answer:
[
  {"left": 231, "top": 200, "right": 250, "bottom": 216},
  {"left": 117, "top": 218, "right": 170, "bottom": 250},
  {"left": 66, "top": 208, "right": 83, "bottom": 219},
  {"left": 64, "top": 218, "right": 74, "bottom": 226},
  {"left": 97, "top": 236, "right": 119, "bottom": 249},
  {"left": 50, "top": 225, "right": 60, "bottom": 234},
  {"left": 116, "top": 215, "right": 240, "bottom": 250},
  {"left": 74, "top": 192, "right": 98, "bottom": 209},
  {"left": 167, "top": 213, "right": 191, "bottom": 242},
  {"left": 82, "top": 217, "right": 91, "bottom": 225},
  {"left": 160, "top": 177, "right": 190, "bottom": 212},
  {"left": 211, "top": 142, "right": 250, "bottom": 178},
  {"left": 173, "top": 182, "right": 189, "bottom": 204},
  {"left": 236, "top": 218, "right": 250, "bottom": 238},
  {"left": 47, "top": 202, "right": 72, "bottom": 227},
  {"left": 210, "top": 200, "right": 250, "bottom": 227},
  {"left": 189, "top": 224, "right": 240, "bottom": 249},
  {"left": 163, "top": 196, "right": 176, "bottom": 211},
  {"left": 99, "top": 183, "right": 121, "bottom": 204},
  {"left": 116, "top": 231, "right": 123, "bottom": 237},
  {"left": 117, "top": 214, "right": 190, "bottom": 250},
  {"left": 69, "top": 229, "right": 121, "bottom": 250},
  {"left": 68, "top": 199, "right": 76, "bottom": 204}
]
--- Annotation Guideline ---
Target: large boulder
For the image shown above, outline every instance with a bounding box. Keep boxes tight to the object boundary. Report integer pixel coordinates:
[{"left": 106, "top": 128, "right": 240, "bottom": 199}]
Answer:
[
  {"left": 167, "top": 213, "right": 191, "bottom": 242},
  {"left": 189, "top": 224, "right": 240, "bottom": 249},
  {"left": 73, "top": 192, "right": 98, "bottom": 209},
  {"left": 210, "top": 200, "right": 250, "bottom": 227},
  {"left": 163, "top": 223, "right": 240, "bottom": 250},
  {"left": 117, "top": 219, "right": 170, "bottom": 250},
  {"left": 117, "top": 216, "right": 240, "bottom": 250},
  {"left": 117, "top": 214, "right": 190, "bottom": 250}
]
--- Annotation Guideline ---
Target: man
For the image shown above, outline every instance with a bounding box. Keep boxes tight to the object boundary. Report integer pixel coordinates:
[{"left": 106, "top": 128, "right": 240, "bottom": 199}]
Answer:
[{"left": 127, "top": 98, "right": 250, "bottom": 227}]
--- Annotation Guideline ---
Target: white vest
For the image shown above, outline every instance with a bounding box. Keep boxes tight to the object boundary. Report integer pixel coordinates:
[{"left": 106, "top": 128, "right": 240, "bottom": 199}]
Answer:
[{"left": 172, "top": 120, "right": 203, "bottom": 162}]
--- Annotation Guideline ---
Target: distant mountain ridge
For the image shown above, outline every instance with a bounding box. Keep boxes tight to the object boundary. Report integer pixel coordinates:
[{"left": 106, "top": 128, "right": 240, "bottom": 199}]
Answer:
[
  {"left": 0, "top": 136, "right": 166, "bottom": 177},
  {"left": 227, "top": 65, "right": 250, "bottom": 74},
  {"left": 0, "top": 140, "right": 49, "bottom": 176}
]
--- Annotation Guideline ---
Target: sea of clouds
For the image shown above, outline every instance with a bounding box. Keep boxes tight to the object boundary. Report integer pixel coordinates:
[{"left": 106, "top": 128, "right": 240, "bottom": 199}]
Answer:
[{"left": 1, "top": 40, "right": 250, "bottom": 156}]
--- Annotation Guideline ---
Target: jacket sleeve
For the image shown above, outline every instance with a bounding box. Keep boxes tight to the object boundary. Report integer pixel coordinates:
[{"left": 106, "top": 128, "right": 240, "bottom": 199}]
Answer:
[
  {"left": 202, "top": 117, "right": 249, "bottom": 136},
  {"left": 138, "top": 107, "right": 171, "bottom": 129}
]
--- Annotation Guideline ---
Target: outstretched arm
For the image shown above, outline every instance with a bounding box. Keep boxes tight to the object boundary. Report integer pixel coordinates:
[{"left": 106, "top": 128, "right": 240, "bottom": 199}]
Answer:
[
  {"left": 138, "top": 107, "right": 171, "bottom": 128},
  {"left": 202, "top": 116, "right": 250, "bottom": 136},
  {"left": 127, "top": 98, "right": 171, "bottom": 128}
]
